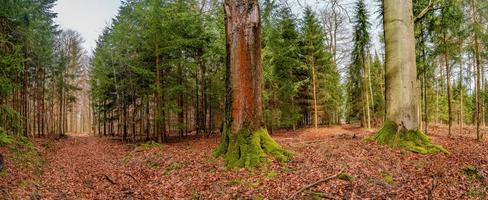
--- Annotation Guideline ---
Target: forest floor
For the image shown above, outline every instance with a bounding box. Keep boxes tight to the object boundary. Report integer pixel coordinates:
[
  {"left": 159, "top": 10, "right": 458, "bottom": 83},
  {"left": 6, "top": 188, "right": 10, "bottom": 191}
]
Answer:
[{"left": 1, "top": 124, "right": 488, "bottom": 199}]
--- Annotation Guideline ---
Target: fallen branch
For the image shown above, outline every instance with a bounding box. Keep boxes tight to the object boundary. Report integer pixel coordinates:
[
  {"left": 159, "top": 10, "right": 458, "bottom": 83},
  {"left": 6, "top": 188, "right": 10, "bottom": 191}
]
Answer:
[
  {"left": 103, "top": 174, "right": 116, "bottom": 185},
  {"left": 287, "top": 168, "right": 345, "bottom": 200}
]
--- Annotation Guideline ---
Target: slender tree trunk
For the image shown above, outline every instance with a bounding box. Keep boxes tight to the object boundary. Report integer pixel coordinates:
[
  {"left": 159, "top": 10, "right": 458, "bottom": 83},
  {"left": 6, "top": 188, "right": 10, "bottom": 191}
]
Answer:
[
  {"left": 459, "top": 63, "right": 463, "bottom": 134},
  {"left": 472, "top": 0, "right": 482, "bottom": 140},
  {"left": 364, "top": 56, "right": 371, "bottom": 129},
  {"left": 311, "top": 54, "right": 318, "bottom": 129},
  {"left": 443, "top": 33, "right": 452, "bottom": 137}
]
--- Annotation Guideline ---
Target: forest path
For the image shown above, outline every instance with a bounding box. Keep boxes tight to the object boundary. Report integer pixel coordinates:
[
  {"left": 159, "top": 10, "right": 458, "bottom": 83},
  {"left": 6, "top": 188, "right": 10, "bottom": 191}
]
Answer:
[{"left": 36, "top": 134, "right": 138, "bottom": 199}]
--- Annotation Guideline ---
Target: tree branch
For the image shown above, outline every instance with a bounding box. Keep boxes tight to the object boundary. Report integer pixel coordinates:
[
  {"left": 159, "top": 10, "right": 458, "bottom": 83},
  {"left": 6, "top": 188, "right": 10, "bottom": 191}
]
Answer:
[
  {"left": 414, "top": 0, "right": 435, "bottom": 23},
  {"left": 287, "top": 168, "right": 345, "bottom": 200}
]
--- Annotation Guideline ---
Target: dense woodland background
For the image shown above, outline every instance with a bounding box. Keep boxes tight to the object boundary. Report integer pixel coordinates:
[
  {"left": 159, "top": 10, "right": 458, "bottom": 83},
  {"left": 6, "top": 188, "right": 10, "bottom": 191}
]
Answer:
[{"left": 0, "top": 0, "right": 487, "bottom": 141}]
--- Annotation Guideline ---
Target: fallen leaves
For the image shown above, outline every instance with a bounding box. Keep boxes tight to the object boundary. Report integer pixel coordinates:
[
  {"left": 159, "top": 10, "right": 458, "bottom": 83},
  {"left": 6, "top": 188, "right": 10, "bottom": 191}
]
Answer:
[{"left": 2, "top": 124, "right": 487, "bottom": 199}]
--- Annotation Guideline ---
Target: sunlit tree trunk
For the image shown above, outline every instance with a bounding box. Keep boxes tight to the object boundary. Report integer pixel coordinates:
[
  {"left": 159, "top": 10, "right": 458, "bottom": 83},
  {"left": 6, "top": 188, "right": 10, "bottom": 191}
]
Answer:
[
  {"left": 373, "top": 0, "right": 446, "bottom": 154},
  {"left": 383, "top": 0, "right": 418, "bottom": 130}
]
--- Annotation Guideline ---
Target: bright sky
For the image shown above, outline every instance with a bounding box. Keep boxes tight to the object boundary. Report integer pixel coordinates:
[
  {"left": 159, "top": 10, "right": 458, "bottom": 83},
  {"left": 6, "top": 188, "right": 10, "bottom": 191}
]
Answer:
[{"left": 53, "top": 0, "right": 122, "bottom": 55}]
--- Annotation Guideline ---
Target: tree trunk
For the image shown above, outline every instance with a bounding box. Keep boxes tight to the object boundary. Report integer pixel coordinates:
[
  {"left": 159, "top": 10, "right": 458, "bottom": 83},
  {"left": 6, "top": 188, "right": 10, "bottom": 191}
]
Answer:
[
  {"left": 372, "top": 0, "right": 446, "bottom": 154},
  {"left": 214, "top": 0, "right": 291, "bottom": 168},
  {"left": 459, "top": 62, "right": 463, "bottom": 134},
  {"left": 311, "top": 55, "right": 318, "bottom": 129},
  {"left": 443, "top": 33, "right": 452, "bottom": 137},
  {"left": 471, "top": 0, "right": 482, "bottom": 141}
]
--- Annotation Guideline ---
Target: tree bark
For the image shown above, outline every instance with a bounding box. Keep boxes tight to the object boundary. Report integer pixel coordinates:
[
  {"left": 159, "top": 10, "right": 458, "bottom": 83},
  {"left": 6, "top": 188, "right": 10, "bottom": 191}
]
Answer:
[
  {"left": 214, "top": 0, "right": 290, "bottom": 168},
  {"left": 383, "top": 0, "right": 418, "bottom": 130},
  {"left": 373, "top": 0, "right": 446, "bottom": 154},
  {"left": 443, "top": 33, "right": 452, "bottom": 137}
]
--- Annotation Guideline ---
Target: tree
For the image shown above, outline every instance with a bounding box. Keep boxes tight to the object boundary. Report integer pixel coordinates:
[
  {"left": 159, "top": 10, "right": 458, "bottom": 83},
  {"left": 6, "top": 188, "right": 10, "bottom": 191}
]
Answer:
[
  {"left": 263, "top": 6, "right": 303, "bottom": 130},
  {"left": 213, "top": 0, "right": 291, "bottom": 168},
  {"left": 432, "top": 0, "right": 463, "bottom": 137},
  {"left": 371, "top": 0, "right": 447, "bottom": 154},
  {"left": 348, "top": 0, "right": 372, "bottom": 128},
  {"left": 301, "top": 7, "right": 335, "bottom": 128}
]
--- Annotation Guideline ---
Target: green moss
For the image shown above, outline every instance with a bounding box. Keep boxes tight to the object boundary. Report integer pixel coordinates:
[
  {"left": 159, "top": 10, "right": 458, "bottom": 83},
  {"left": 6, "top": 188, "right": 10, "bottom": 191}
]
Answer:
[
  {"left": 338, "top": 172, "right": 354, "bottom": 182},
  {"left": 214, "top": 125, "right": 292, "bottom": 168},
  {"left": 247, "top": 180, "right": 261, "bottom": 188},
  {"left": 467, "top": 186, "right": 487, "bottom": 199},
  {"left": 191, "top": 190, "right": 201, "bottom": 200},
  {"left": 381, "top": 171, "right": 394, "bottom": 184},
  {"left": 163, "top": 162, "right": 183, "bottom": 175},
  {"left": 463, "top": 165, "right": 484, "bottom": 181},
  {"left": 135, "top": 141, "right": 161, "bottom": 152},
  {"left": 227, "top": 179, "right": 241, "bottom": 186},
  {"left": 266, "top": 170, "right": 278, "bottom": 179},
  {"left": 368, "top": 120, "right": 449, "bottom": 154}
]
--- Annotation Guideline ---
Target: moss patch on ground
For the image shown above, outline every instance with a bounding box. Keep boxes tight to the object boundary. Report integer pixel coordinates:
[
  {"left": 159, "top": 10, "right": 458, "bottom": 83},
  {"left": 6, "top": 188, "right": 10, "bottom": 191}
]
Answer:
[
  {"left": 368, "top": 120, "right": 448, "bottom": 154},
  {"left": 214, "top": 125, "right": 292, "bottom": 168}
]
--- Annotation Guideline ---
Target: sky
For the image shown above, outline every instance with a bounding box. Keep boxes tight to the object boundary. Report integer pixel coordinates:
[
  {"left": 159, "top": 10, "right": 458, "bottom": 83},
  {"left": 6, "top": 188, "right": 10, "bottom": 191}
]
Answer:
[{"left": 53, "top": 0, "right": 122, "bottom": 55}]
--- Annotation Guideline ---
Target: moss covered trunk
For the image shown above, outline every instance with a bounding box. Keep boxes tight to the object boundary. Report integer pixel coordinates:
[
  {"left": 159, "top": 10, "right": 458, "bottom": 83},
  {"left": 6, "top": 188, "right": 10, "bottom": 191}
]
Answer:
[
  {"left": 373, "top": 0, "right": 446, "bottom": 154},
  {"left": 214, "top": 0, "right": 291, "bottom": 168}
]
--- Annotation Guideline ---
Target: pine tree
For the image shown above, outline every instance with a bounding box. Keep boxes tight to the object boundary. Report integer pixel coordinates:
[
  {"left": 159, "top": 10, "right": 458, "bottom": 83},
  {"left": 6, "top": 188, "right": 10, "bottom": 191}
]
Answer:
[
  {"left": 300, "top": 7, "right": 333, "bottom": 128},
  {"left": 348, "top": 0, "right": 372, "bottom": 128}
]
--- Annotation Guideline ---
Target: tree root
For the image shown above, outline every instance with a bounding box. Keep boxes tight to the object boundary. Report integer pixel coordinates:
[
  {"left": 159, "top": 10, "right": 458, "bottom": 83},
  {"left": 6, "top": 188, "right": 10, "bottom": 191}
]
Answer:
[
  {"left": 287, "top": 168, "right": 344, "bottom": 200},
  {"left": 369, "top": 120, "right": 449, "bottom": 154}
]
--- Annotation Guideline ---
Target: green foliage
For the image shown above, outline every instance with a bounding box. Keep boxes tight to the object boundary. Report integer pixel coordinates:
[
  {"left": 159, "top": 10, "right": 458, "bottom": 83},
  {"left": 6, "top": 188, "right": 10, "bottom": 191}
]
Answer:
[
  {"left": 347, "top": 0, "right": 371, "bottom": 124},
  {"left": 369, "top": 121, "right": 449, "bottom": 154},
  {"left": 262, "top": 6, "right": 304, "bottom": 129},
  {"left": 300, "top": 7, "right": 341, "bottom": 125},
  {"left": 89, "top": 0, "right": 225, "bottom": 140},
  {"left": 0, "top": 130, "right": 14, "bottom": 146}
]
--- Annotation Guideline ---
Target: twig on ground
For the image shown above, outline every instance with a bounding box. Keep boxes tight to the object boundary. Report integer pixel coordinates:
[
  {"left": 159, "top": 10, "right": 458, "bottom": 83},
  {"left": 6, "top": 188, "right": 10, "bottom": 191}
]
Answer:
[
  {"left": 124, "top": 172, "right": 138, "bottom": 182},
  {"left": 103, "top": 174, "right": 116, "bottom": 185},
  {"left": 427, "top": 175, "right": 437, "bottom": 200},
  {"left": 287, "top": 168, "right": 345, "bottom": 200}
]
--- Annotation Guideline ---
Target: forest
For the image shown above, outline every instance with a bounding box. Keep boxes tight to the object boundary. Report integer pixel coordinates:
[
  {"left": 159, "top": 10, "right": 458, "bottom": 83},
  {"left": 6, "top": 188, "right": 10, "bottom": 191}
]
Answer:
[{"left": 1, "top": 0, "right": 488, "bottom": 199}]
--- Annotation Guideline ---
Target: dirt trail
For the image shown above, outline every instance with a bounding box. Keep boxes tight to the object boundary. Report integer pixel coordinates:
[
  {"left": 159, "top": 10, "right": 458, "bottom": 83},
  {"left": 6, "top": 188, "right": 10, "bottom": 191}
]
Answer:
[{"left": 37, "top": 134, "right": 140, "bottom": 199}]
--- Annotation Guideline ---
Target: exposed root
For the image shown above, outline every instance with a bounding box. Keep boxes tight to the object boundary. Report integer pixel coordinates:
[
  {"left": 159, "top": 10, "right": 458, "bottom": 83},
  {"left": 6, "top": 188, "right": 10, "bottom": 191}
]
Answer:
[
  {"left": 369, "top": 121, "right": 449, "bottom": 154},
  {"left": 214, "top": 126, "right": 292, "bottom": 168}
]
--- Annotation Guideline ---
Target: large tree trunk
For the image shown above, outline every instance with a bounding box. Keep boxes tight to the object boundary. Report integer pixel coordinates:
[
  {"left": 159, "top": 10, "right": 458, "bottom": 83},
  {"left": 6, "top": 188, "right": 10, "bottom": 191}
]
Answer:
[
  {"left": 372, "top": 0, "right": 447, "bottom": 154},
  {"left": 383, "top": 0, "right": 418, "bottom": 130},
  {"left": 214, "top": 0, "right": 291, "bottom": 168}
]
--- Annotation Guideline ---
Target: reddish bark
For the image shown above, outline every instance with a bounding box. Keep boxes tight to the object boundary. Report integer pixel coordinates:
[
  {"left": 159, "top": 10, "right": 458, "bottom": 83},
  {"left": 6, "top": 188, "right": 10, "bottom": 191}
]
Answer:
[{"left": 224, "top": 0, "right": 263, "bottom": 132}]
